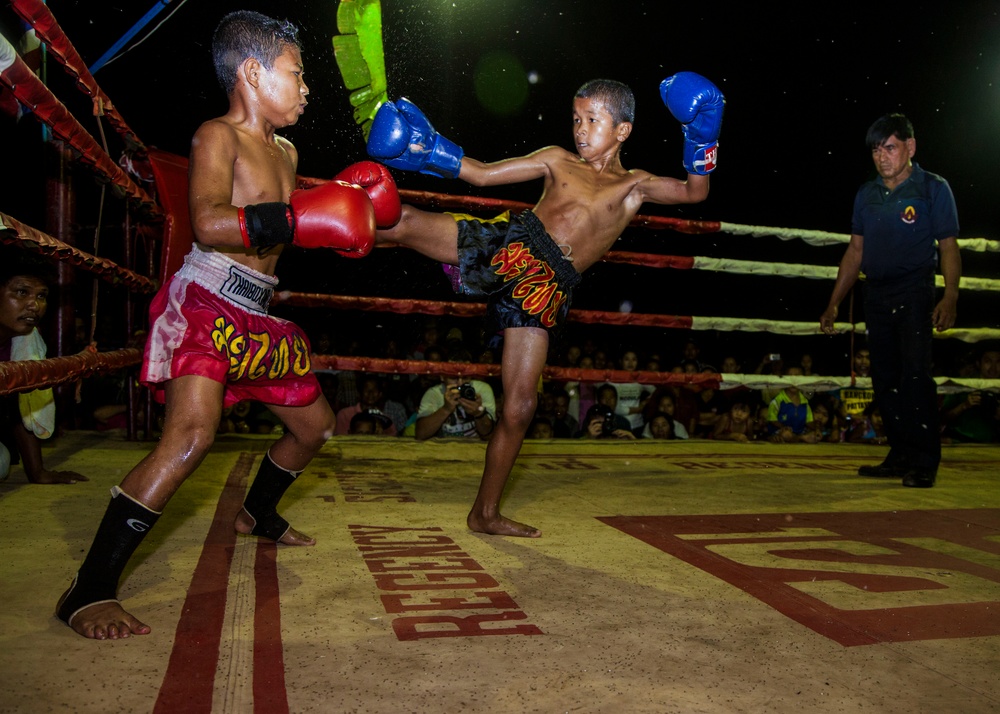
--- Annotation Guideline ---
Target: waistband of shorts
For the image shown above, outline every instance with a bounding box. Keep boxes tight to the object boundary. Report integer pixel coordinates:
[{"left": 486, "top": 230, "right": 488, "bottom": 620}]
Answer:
[
  {"left": 514, "top": 211, "right": 582, "bottom": 288},
  {"left": 178, "top": 245, "right": 277, "bottom": 314}
]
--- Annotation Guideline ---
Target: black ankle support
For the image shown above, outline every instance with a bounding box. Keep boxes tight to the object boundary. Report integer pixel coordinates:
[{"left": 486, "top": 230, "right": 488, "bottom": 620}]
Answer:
[
  {"left": 242, "top": 453, "right": 300, "bottom": 541},
  {"left": 57, "top": 487, "right": 160, "bottom": 626}
]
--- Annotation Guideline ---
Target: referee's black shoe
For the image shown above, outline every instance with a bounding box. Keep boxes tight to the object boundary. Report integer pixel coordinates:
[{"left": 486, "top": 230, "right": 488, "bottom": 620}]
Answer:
[
  {"left": 902, "top": 469, "right": 937, "bottom": 488},
  {"left": 857, "top": 462, "right": 908, "bottom": 478}
]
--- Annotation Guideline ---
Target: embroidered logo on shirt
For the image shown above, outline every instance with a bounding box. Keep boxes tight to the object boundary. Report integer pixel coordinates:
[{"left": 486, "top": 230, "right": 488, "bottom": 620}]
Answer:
[{"left": 900, "top": 205, "right": 918, "bottom": 225}]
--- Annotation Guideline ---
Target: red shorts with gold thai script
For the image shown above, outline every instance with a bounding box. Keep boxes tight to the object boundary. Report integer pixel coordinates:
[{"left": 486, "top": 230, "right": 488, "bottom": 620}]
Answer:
[
  {"left": 141, "top": 246, "right": 320, "bottom": 408},
  {"left": 450, "top": 210, "right": 582, "bottom": 336}
]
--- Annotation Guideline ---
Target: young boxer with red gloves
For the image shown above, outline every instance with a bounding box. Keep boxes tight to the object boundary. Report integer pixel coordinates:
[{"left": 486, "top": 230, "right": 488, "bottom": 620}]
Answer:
[
  {"left": 57, "top": 10, "right": 400, "bottom": 639},
  {"left": 368, "top": 74, "right": 723, "bottom": 537}
]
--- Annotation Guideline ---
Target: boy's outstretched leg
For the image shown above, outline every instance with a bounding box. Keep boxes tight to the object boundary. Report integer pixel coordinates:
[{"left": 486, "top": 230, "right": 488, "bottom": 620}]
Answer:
[
  {"left": 467, "top": 327, "right": 547, "bottom": 538},
  {"left": 234, "top": 397, "right": 336, "bottom": 545}
]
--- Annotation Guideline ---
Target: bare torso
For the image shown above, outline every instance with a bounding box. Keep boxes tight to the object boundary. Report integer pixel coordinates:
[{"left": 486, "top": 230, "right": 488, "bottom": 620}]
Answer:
[
  {"left": 521, "top": 148, "right": 654, "bottom": 272},
  {"left": 188, "top": 116, "right": 300, "bottom": 276}
]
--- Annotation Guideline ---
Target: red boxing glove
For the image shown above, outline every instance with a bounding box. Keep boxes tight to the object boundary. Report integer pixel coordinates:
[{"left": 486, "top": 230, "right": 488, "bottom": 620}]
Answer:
[
  {"left": 334, "top": 161, "right": 401, "bottom": 228},
  {"left": 238, "top": 181, "right": 376, "bottom": 257},
  {"left": 289, "top": 180, "right": 376, "bottom": 256}
]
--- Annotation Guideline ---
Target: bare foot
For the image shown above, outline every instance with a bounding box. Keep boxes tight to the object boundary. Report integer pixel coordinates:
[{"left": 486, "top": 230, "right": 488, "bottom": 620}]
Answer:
[
  {"left": 29, "top": 469, "right": 89, "bottom": 484},
  {"left": 56, "top": 595, "right": 150, "bottom": 640},
  {"left": 467, "top": 512, "right": 541, "bottom": 538},
  {"left": 234, "top": 508, "right": 316, "bottom": 546}
]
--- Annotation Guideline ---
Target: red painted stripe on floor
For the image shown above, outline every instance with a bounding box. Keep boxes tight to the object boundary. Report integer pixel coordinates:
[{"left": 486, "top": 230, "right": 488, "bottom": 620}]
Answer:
[
  {"left": 153, "top": 452, "right": 254, "bottom": 714},
  {"left": 253, "top": 542, "right": 289, "bottom": 714}
]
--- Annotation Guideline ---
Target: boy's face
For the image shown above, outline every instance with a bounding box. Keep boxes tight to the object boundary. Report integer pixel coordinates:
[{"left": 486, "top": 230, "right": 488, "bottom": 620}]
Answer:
[
  {"left": 597, "top": 389, "right": 617, "bottom": 410},
  {"left": 257, "top": 45, "right": 309, "bottom": 127},
  {"left": 572, "top": 96, "right": 628, "bottom": 159},
  {"left": 621, "top": 351, "right": 638, "bottom": 371},
  {"left": 0, "top": 275, "right": 48, "bottom": 340}
]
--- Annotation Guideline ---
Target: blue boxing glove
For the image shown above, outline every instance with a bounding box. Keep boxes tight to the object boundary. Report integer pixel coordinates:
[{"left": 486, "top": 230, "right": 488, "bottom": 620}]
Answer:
[
  {"left": 366, "top": 98, "right": 464, "bottom": 179},
  {"left": 659, "top": 72, "right": 725, "bottom": 175}
]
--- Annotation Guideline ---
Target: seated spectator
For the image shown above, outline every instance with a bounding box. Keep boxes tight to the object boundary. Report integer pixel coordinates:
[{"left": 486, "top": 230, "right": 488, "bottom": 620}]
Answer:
[
  {"left": 348, "top": 412, "right": 378, "bottom": 435},
  {"left": 528, "top": 418, "right": 555, "bottom": 439},
  {"left": 335, "top": 375, "right": 407, "bottom": 436},
  {"left": 766, "top": 367, "right": 818, "bottom": 443},
  {"left": 809, "top": 395, "right": 842, "bottom": 443},
  {"left": 830, "top": 348, "right": 875, "bottom": 435},
  {"left": 0, "top": 249, "right": 87, "bottom": 484},
  {"left": 680, "top": 337, "right": 712, "bottom": 372},
  {"left": 799, "top": 353, "right": 816, "bottom": 376},
  {"left": 646, "top": 412, "right": 676, "bottom": 440},
  {"left": 846, "top": 403, "right": 888, "bottom": 445},
  {"left": 641, "top": 390, "right": 689, "bottom": 439},
  {"left": 940, "top": 346, "right": 1000, "bottom": 443},
  {"left": 610, "top": 349, "right": 653, "bottom": 436},
  {"left": 693, "top": 384, "right": 729, "bottom": 438},
  {"left": 550, "top": 387, "right": 579, "bottom": 438},
  {"left": 577, "top": 404, "right": 636, "bottom": 440},
  {"left": 753, "top": 404, "right": 770, "bottom": 441},
  {"left": 415, "top": 353, "right": 496, "bottom": 440},
  {"left": 719, "top": 354, "right": 743, "bottom": 374},
  {"left": 711, "top": 398, "right": 755, "bottom": 442},
  {"left": 595, "top": 384, "right": 635, "bottom": 434}
]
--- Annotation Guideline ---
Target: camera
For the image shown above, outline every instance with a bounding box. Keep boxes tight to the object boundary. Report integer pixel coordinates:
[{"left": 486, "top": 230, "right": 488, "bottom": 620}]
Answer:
[
  {"left": 459, "top": 383, "right": 476, "bottom": 401},
  {"left": 602, "top": 414, "right": 616, "bottom": 436}
]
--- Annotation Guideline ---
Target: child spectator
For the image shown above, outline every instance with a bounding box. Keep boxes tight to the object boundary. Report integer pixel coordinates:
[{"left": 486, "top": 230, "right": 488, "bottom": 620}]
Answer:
[
  {"left": 641, "top": 390, "right": 689, "bottom": 439},
  {"left": 711, "top": 399, "right": 755, "bottom": 442},
  {"left": 809, "top": 395, "right": 842, "bottom": 443},
  {"left": 528, "top": 418, "right": 555, "bottom": 439},
  {"left": 846, "top": 403, "right": 888, "bottom": 445},
  {"left": 767, "top": 368, "right": 818, "bottom": 443}
]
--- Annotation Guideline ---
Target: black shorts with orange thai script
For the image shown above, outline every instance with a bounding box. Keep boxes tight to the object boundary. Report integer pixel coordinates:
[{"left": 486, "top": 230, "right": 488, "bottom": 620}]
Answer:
[{"left": 449, "top": 210, "right": 582, "bottom": 339}]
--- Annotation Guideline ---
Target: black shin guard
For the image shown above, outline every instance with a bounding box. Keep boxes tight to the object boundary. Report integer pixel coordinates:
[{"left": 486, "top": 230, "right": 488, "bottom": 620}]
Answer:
[
  {"left": 57, "top": 486, "right": 161, "bottom": 626},
  {"left": 242, "top": 452, "right": 302, "bottom": 541}
]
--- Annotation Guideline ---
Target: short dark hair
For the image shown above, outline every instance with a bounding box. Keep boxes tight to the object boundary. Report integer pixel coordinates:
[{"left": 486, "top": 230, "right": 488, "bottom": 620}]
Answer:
[
  {"left": 212, "top": 10, "right": 300, "bottom": 94},
  {"left": 729, "top": 398, "right": 752, "bottom": 412},
  {"left": 349, "top": 412, "right": 378, "bottom": 433},
  {"left": 866, "top": 113, "right": 914, "bottom": 150},
  {"left": 576, "top": 79, "right": 635, "bottom": 125},
  {"left": 597, "top": 383, "right": 618, "bottom": 399},
  {"left": 0, "top": 246, "right": 56, "bottom": 288}
]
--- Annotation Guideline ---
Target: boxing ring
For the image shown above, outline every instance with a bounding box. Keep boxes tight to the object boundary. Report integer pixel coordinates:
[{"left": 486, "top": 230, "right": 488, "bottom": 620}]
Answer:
[{"left": 2, "top": 3, "right": 1000, "bottom": 713}]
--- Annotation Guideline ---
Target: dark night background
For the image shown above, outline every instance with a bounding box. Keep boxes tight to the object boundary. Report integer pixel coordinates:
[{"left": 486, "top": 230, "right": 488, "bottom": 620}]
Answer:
[{"left": 3, "top": 0, "right": 999, "bottom": 374}]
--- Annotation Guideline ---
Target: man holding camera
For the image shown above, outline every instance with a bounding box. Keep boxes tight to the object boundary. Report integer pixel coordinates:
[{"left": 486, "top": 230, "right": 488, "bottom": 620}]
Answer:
[{"left": 415, "top": 356, "right": 496, "bottom": 440}]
